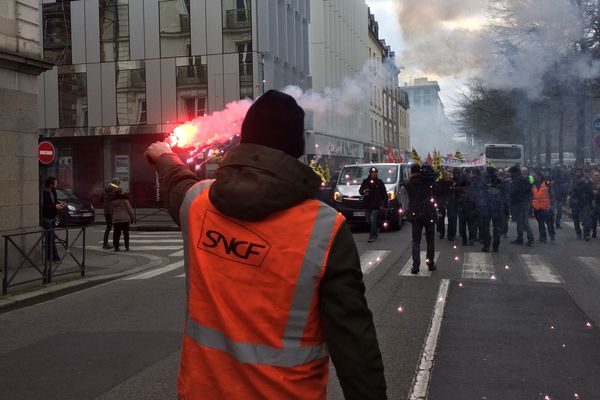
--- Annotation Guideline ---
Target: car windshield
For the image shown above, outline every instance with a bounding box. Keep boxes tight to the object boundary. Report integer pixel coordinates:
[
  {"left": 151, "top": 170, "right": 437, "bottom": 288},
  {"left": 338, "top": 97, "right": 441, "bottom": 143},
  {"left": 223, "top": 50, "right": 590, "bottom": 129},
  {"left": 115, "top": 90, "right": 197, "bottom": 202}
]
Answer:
[
  {"left": 339, "top": 166, "right": 398, "bottom": 185},
  {"left": 56, "top": 189, "right": 76, "bottom": 201}
]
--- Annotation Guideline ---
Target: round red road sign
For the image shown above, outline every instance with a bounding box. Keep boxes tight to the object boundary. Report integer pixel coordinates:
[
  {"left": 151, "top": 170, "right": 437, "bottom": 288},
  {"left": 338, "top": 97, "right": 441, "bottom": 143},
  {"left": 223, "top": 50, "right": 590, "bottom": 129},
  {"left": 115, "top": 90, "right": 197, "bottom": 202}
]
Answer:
[{"left": 38, "top": 141, "right": 56, "bottom": 165}]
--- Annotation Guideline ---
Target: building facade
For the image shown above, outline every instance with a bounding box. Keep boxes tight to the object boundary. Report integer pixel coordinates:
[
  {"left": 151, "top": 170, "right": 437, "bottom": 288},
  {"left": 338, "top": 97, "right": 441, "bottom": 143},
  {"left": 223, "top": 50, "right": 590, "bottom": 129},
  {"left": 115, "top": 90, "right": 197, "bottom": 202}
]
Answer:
[
  {"left": 367, "top": 9, "right": 403, "bottom": 162},
  {"left": 403, "top": 77, "right": 453, "bottom": 154},
  {"left": 308, "top": 0, "right": 369, "bottom": 168},
  {"left": 0, "top": 0, "right": 51, "bottom": 251},
  {"left": 37, "top": 0, "right": 310, "bottom": 207}
]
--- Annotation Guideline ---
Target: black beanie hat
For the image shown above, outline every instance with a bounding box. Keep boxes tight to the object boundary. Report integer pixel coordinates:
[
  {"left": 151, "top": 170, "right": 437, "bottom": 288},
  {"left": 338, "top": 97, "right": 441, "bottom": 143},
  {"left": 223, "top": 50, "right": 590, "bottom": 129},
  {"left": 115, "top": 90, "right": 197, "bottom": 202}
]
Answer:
[
  {"left": 411, "top": 164, "right": 422, "bottom": 174},
  {"left": 240, "top": 90, "right": 305, "bottom": 158}
]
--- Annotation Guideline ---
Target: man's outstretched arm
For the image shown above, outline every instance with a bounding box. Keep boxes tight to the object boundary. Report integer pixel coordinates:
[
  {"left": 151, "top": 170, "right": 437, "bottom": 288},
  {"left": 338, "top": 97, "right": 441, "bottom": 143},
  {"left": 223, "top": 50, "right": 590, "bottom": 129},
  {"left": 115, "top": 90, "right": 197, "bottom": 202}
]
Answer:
[{"left": 145, "top": 142, "right": 200, "bottom": 227}]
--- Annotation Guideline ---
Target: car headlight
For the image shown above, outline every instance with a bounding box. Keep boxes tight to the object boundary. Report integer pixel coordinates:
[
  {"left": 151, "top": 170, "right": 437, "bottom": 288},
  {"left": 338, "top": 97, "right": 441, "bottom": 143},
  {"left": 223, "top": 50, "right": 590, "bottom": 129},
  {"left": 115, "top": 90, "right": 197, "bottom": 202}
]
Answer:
[
  {"left": 333, "top": 192, "right": 343, "bottom": 202},
  {"left": 387, "top": 191, "right": 396, "bottom": 201},
  {"left": 67, "top": 204, "right": 76, "bottom": 211}
]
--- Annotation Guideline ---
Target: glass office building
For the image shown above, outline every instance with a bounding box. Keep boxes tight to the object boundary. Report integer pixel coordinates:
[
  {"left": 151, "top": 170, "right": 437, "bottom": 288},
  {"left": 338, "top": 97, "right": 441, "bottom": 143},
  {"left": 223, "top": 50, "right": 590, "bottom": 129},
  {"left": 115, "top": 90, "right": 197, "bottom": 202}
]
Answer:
[{"left": 38, "top": 0, "right": 310, "bottom": 208}]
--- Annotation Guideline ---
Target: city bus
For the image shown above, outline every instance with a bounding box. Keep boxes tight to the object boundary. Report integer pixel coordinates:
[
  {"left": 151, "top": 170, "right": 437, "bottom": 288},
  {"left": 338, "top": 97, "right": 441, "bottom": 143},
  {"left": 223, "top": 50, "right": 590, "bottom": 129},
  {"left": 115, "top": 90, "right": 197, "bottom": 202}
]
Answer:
[{"left": 484, "top": 144, "right": 524, "bottom": 169}]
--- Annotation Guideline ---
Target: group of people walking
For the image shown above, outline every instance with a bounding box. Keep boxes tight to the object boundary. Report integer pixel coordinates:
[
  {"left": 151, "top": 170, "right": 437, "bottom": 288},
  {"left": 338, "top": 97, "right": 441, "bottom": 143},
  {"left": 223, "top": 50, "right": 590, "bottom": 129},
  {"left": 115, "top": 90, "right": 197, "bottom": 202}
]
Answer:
[{"left": 360, "top": 161, "right": 600, "bottom": 274}]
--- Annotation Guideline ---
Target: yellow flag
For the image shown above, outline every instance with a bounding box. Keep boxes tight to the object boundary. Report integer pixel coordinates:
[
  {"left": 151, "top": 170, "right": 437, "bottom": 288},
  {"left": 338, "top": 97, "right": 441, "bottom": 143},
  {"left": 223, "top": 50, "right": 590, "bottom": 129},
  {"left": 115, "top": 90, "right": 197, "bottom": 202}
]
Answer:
[
  {"left": 455, "top": 150, "right": 463, "bottom": 161},
  {"left": 487, "top": 159, "right": 495, "bottom": 168},
  {"left": 412, "top": 148, "right": 422, "bottom": 165},
  {"left": 433, "top": 149, "right": 442, "bottom": 171}
]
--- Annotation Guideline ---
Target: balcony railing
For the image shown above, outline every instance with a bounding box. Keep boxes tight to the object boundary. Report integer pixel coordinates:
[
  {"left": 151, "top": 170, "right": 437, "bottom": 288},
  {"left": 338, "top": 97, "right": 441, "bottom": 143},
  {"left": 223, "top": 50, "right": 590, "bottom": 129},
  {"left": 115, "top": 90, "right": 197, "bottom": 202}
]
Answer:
[{"left": 225, "top": 9, "right": 251, "bottom": 29}]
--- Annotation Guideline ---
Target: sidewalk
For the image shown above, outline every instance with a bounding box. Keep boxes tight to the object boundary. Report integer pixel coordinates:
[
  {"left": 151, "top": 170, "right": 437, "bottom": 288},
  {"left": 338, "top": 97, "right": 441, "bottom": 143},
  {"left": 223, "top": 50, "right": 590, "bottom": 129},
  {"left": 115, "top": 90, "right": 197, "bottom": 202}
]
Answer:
[{"left": 0, "top": 244, "right": 167, "bottom": 313}]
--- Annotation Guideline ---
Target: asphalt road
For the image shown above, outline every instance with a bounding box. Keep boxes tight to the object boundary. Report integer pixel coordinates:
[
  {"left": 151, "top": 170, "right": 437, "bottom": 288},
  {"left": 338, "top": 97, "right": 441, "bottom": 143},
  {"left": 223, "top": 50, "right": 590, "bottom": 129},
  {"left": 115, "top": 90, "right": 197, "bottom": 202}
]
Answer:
[{"left": 1, "top": 219, "right": 599, "bottom": 400}]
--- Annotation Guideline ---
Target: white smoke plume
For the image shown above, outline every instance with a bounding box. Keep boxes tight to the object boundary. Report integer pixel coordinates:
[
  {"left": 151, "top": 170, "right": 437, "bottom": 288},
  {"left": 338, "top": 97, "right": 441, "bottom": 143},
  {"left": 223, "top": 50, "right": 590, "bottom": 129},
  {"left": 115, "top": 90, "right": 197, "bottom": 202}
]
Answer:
[
  {"left": 171, "top": 59, "right": 398, "bottom": 150},
  {"left": 395, "top": 0, "right": 600, "bottom": 98}
]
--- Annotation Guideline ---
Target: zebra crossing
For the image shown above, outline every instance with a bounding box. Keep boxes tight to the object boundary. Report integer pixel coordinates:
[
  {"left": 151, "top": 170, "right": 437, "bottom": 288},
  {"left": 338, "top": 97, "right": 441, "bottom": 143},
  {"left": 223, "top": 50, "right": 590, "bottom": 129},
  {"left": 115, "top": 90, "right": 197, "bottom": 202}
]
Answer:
[
  {"left": 119, "top": 240, "right": 600, "bottom": 286},
  {"left": 91, "top": 230, "right": 184, "bottom": 252},
  {"left": 124, "top": 247, "right": 396, "bottom": 281}
]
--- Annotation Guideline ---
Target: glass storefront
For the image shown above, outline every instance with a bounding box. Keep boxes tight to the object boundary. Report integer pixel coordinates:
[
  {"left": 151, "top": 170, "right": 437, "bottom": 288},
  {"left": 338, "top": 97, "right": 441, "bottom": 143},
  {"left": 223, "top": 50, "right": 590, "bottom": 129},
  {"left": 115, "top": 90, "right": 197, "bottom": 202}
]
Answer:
[
  {"left": 43, "top": 2, "right": 72, "bottom": 65},
  {"left": 58, "top": 65, "right": 88, "bottom": 128},
  {"left": 176, "top": 56, "right": 208, "bottom": 123},
  {"left": 40, "top": 134, "right": 167, "bottom": 209},
  {"left": 159, "top": 0, "right": 191, "bottom": 58},
  {"left": 99, "top": 0, "right": 130, "bottom": 62}
]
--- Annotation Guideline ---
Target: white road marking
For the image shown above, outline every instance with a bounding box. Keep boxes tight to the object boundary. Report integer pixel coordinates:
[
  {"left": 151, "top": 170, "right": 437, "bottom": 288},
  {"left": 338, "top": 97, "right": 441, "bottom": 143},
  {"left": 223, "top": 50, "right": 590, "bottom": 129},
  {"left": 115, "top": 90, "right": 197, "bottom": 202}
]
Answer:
[
  {"left": 87, "top": 245, "right": 183, "bottom": 251},
  {"left": 175, "top": 273, "right": 186, "bottom": 278},
  {"left": 577, "top": 257, "right": 600, "bottom": 281},
  {"left": 561, "top": 221, "right": 574, "bottom": 228},
  {"left": 97, "top": 239, "right": 182, "bottom": 244},
  {"left": 408, "top": 279, "right": 450, "bottom": 400},
  {"left": 169, "top": 249, "right": 184, "bottom": 257},
  {"left": 360, "top": 250, "right": 391, "bottom": 274},
  {"left": 462, "top": 252, "right": 494, "bottom": 280},
  {"left": 128, "top": 231, "right": 181, "bottom": 235},
  {"left": 520, "top": 254, "right": 564, "bottom": 284},
  {"left": 399, "top": 252, "right": 440, "bottom": 277},
  {"left": 124, "top": 260, "right": 185, "bottom": 280}
]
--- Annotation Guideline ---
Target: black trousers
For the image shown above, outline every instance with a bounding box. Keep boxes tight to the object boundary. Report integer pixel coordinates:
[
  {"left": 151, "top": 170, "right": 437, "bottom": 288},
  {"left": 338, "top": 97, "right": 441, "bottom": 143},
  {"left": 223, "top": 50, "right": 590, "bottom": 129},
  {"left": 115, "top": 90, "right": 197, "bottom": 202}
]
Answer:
[
  {"left": 411, "top": 220, "right": 435, "bottom": 268},
  {"left": 103, "top": 213, "right": 113, "bottom": 246},
  {"left": 113, "top": 222, "right": 130, "bottom": 250},
  {"left": 534, "top": 209, "right": 555, "bottom": 240},
  {"left": 446, "top": 203, "right": 458, "bottom": 239},
  {"left": 479, "top": 213, "right": 503, "bottom": 250},
  {"left": 436, "top": 207, "right": 447, "bottom": 237},
  {"left": 459, "top": 209, "right": 477, "bottom": 244}
]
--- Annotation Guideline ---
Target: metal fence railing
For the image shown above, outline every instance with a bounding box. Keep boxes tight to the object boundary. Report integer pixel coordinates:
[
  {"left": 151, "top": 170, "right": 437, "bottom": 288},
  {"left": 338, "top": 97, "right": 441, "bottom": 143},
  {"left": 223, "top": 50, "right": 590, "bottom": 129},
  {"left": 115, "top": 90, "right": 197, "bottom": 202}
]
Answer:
[{"left": 2, "top": 226, "right": 86, "bottom": 295}]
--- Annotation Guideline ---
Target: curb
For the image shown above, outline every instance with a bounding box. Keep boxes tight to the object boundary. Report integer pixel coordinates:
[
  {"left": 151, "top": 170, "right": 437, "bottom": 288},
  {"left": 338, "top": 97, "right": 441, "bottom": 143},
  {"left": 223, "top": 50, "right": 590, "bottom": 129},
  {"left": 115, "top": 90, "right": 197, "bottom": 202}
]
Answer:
[{"left": 0, "top": 252, "right": 167, "bottom": 314}]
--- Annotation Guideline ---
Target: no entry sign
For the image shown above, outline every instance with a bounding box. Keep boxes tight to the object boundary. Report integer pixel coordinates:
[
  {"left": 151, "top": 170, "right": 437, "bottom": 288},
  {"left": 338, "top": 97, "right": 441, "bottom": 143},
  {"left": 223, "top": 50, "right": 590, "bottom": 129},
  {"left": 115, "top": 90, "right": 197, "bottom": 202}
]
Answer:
[{"left": 38, "top": 141, "right": 56, "bottom": 165}]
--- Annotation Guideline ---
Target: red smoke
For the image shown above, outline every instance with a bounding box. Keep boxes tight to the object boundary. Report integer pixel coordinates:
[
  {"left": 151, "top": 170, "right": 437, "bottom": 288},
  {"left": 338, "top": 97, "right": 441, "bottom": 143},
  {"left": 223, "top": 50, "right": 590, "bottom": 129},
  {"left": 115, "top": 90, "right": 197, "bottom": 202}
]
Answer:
[{"left": 168, "top": 99, "right": 253, "bottom": 149}]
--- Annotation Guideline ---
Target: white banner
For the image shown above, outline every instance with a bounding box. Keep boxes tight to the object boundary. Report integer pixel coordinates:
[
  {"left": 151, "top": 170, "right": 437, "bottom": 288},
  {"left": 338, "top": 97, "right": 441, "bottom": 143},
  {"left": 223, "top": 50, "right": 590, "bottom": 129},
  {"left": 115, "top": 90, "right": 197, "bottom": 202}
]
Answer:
[{"left": 440, "top": 156, "right": 486, "bottom": 168}]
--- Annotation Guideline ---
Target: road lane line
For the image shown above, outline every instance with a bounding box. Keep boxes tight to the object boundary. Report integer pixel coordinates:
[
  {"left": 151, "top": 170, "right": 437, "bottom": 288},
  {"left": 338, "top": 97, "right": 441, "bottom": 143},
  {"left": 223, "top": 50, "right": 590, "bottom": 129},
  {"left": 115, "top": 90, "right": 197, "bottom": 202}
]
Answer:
[
  {"left": 399, "top": 252, "right": 440, "bottom": 277},
  {"left": 520, "top": 254, "right": 564, "bottom": 284},
  {"left": 97, "top": 239, "right": 183, "bottom": 244},
  {"left": 124, "top": 260, "right": 185, "bottom": 280},
  {"left": 87, "top": 245, "right": 184, "bottom": 251},
  {"left": 175, "top": 273, "right": 186, "bottom": 278},
  {"left": 128, "top": 231, "right": 181, "bottom": 235},
  {"left": 169, "top": 249, "right": 184, "bottom": 257},
  {"left": 462, "top": 252, "right": 494, "bottom": 280},
  {"left": 577, "top": 257, "right": 600, "bottom": 281},
  {"left": 408, "top": 279, "right": 450, "bottom": 400},
  {"left": 360, "top": 250, "right": 391, "bottom": 274}
]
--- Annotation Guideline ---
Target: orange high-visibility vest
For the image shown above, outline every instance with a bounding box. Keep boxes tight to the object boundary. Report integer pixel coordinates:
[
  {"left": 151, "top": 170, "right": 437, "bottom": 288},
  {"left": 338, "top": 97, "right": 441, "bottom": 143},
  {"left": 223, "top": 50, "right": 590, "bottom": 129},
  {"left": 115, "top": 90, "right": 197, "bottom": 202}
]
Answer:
[
  {"left": 177, "top": 181, "right": 345, "bottom": 400},
  {"left": 532, "top": 182, "right": 551, "bottom": 210}
]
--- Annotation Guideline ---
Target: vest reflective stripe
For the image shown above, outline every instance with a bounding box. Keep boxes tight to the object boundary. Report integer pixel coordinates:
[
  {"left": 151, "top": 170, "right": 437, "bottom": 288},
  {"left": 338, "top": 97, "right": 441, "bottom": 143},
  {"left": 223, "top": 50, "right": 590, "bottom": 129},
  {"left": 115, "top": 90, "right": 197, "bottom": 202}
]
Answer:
[
  {"left": 185, "top": 316, "right": 329, "bottom": 367},
  {"left": 180, "top": 180, "right": 214, "bottom": 302},
  {"left": 179, "top": 188, "right": 340, "bottom": 368},
  {"left": 532, "top": 182, "right": 551, "bottom": 210},
  {"left": 283, "top": 203, "right": 338, "bottom": 347}
]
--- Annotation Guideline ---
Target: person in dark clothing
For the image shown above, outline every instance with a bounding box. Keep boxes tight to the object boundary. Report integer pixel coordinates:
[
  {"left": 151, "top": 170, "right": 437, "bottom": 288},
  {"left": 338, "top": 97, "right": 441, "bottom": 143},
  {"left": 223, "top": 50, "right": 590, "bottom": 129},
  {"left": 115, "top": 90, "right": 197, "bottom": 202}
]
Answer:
[
  {"left": 145, "top": 90, "right": 386, "bottom": 400},
  {"left": 455, "top": 169, "right": 476, "bottom": 246},
  {"left": 41, "top": 177, "right": 66, "bottom": 263},
  {"left": 509, "top": 165, "right": 534, "bottom": 246},
  {"left": 434, "top": 170, "right": 453, "bottom": 239},
  {"left": 101, "top": 177, "right": 121, "bottom": 249},
  {"left": 446, "top": 168, "right": 462, "bottom": 241},
  {"left": 110, "top": 191, "right": 135, "bottom": 251},
  {"left": 591, "top": 170, "right": 600, "bottom": 238},
  {"left": 570, "top": 167, "right": 594, "bottom": 240},
  {"left": 405, "top": 164, "right": 437, "bottom": 274},
  {"left": 359, "top": 167, "right": 389, "bottom": 242},
  {"left": 498, "top": 168, "right": 511, "bottom": 238},
  {"left": 478, "top": 167, "right": 506, "bottom": 252},
  {"left": 549, "top": 168, "right": 566, "bottom": 229}
]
